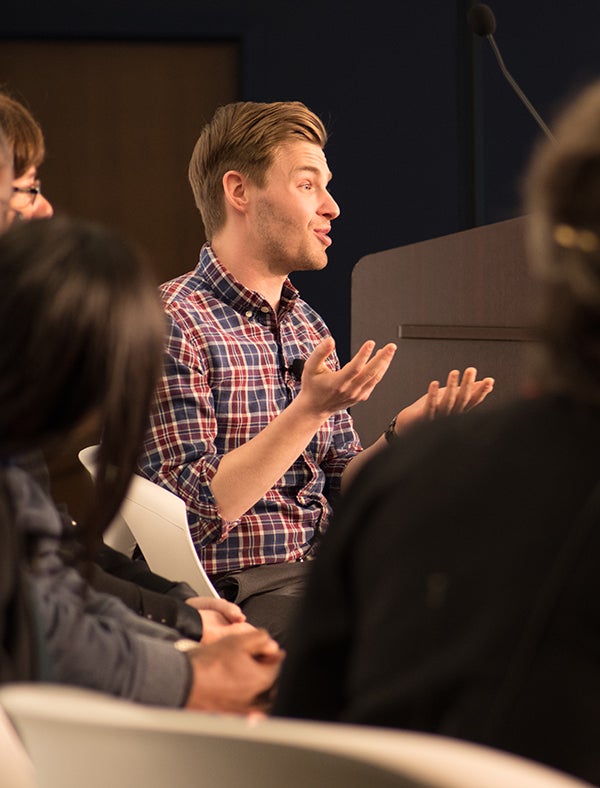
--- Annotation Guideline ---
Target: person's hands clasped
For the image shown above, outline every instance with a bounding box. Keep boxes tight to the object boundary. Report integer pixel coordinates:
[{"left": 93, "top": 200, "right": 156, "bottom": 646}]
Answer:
[
  {"left": 185, "top": 628, "right": 285, "bottom": 715},
  {"left": 298, "top": 337, "right": 397, "bottom": 418},
  {"left": 185, "top": 596, "right": 254, "bottom": 644},
  {"left": 394, "top": 367, "right": 495, "bottom": 434}
]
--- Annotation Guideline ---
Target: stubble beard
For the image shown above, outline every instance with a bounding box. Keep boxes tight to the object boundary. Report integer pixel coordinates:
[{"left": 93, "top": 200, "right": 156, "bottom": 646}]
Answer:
[
  {"left": 255, "top": 199, "right": 329, "bottom": 276},
  {"left": 260, "top": 224, "right": 329, "bottom": 276}
]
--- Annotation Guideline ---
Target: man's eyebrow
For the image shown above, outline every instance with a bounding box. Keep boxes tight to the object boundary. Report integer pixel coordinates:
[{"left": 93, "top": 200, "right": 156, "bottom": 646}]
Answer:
[{"left": 293, "top": 165, "right": 333, "bottom": 182}]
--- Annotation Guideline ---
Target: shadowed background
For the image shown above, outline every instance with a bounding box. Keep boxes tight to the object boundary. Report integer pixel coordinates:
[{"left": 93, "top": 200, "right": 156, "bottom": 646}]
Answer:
[{"left": 1, "top": 0, "right": 599, "bottom": 513}]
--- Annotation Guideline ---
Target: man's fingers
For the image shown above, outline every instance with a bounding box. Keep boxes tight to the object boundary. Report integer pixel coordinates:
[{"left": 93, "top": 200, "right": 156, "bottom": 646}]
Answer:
[
  {"left": 437, "top": 369, "right": 459, "bottom": 415},
  {"left": 237, "top": 627, "right": 283, "bottom": 658},
  {"left": 464, "top": 377, "right": 495, "bottom": 410},
  {"left": 342, "top": 340, "right": 396, "bottom": 378},
  {"left": 425, "top": 380, "right": 439, "bottom": 420},
  {"left": 433, "top": 368, "right": 494, "bottom": 417},
  {"left": 303, "top": 337, "right": 336, "bottom": 375},
  {"left": 454, "top": 366, "right": 476, "bottom": 411},
  {"left": 354, "top": 343, "right": 397, "bottom": 388},
  {"left": 305, "top": 339, "right": 396, "bottom": 398},
  {"left": 343, "top": 340, "right": 377, "bottom": 373}
]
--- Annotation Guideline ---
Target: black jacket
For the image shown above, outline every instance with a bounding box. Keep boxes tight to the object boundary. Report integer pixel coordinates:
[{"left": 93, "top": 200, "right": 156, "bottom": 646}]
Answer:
[
  {"left": 90, "top": 544, "right": 203, "bottom": 640},
  {"left": 274, "top": 394, "right": 600, "bottom": 786}
]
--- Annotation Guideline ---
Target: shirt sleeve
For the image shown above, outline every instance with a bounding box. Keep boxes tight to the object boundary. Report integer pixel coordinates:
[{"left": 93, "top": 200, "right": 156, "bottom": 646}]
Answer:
[
  {"left": 28, "top": 554, "right": 194, "bottom": 706},
  {"left": 89, "top": 562, "right": 204, "bottom": 641},
  {"left": 3, "top": 468, "right": 192, "bottom": 707},
  {"left": 138, "top": 308, "right": 227, "bottom": 547},
  {"left": 93, "top": 543, "right": 197, "bottom": 599},
  {"left": 320, "top": 407, "right": 363, "bottom": 500}
]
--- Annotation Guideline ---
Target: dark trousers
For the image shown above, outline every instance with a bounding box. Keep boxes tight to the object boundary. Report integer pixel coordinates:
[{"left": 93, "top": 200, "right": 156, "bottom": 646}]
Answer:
[{"left": 212, "top": 561, "right": 310, "bottom": 650}]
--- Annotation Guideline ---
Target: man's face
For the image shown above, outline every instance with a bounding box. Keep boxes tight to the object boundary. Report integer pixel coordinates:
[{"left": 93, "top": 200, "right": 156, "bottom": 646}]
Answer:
[
  {"left": 0, "top": 154, "right": 14, "bottom": 233},
  {"left": 247, "top": 140, "right": 340, "bottom": 276},
  {"left": 11, "top": 165, "right": 53, "bottom": 221}
]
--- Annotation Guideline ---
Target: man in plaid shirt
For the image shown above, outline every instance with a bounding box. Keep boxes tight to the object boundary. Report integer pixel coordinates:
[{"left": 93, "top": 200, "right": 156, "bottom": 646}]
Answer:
[{"left": 138, "top": 101, "right": 494, "bottom": 646}]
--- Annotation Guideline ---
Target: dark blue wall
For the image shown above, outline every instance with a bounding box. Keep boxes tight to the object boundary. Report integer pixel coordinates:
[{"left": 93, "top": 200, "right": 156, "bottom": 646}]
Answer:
[{"left": 3, "top": 0, "right": 600, "bottom": 362}]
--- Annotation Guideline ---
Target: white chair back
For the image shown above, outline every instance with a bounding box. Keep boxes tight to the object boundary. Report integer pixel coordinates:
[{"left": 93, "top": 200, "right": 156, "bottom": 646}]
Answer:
[
  {"left": 0, "top": 683, "right": 591, "bottom": 788},
  {"left": 0, "top": 705, "right": 37, "bottom": 788},
  {"left": 78, "top": 445, "right": 137, "bottom": 556},
  {"left": 78, "top": 445, "right": 218, "bottom": 598}
]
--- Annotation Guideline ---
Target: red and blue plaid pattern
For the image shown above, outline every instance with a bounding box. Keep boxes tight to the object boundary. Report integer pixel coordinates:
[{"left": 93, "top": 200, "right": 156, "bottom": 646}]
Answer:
[{"left": 138, "top": 244, "right": 361, "bottom": 575}]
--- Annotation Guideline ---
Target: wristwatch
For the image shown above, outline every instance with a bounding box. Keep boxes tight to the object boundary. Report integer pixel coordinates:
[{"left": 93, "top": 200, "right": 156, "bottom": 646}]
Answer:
[{"left": 384, "top": 415, "right": 398, "bottom": 445}]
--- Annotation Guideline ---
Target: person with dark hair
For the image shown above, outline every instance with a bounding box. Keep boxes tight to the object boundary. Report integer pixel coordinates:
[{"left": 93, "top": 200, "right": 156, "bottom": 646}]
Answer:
[
  {"left": 0, "top": 89, "right": 250, "bottom": 643},
  {"left": 0, "top": 215, "right": 283, "bottom": 711},
  {"left": 138, "top": 100, "right": 495, "bottom": 646},
  {"left": 272, "top": 81, "right": 600, "bottom": 786}
]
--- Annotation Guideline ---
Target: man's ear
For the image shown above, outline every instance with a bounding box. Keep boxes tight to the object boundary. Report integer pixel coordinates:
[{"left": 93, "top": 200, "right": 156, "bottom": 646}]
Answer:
[{"left": 222, "top": 170, "right": 249, "bottom": 213}]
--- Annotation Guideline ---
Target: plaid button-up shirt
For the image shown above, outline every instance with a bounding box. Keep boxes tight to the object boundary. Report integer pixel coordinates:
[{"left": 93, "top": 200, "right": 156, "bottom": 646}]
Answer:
[{"left": 138, "top": 244, "right": 362, "bottom": 575}]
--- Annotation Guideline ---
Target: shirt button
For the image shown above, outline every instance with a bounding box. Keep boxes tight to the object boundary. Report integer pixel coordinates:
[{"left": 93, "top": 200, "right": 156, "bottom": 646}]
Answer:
[
  {"left": 260, "top": 306, "right": 270, "bottom": 314},
  {"left": 245, "top": 310, "right": 253, "bottom": 318}
]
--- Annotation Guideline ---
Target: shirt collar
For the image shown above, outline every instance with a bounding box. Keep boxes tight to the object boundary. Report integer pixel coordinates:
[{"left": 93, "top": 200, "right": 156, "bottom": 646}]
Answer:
[{"left": 196, "top": 243, "right": 299, "bottom": 317}]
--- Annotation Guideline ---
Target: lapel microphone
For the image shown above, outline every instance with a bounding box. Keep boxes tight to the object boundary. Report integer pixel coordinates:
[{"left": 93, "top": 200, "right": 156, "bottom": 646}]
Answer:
[{"left": 287, "top": 358, "right": 305, "bottom": 381}]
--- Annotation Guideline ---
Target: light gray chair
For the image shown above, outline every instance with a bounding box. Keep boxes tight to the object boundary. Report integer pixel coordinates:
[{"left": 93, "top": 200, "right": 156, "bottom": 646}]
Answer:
[
  {"left": 0, "top": 683, "right": 592, "bottom": 788},
  {"left": 0, "top": 705, "right": 37, "bottom": 788},
  {"left": 78, "top": 445, "right": 219, "bottom": 598}
]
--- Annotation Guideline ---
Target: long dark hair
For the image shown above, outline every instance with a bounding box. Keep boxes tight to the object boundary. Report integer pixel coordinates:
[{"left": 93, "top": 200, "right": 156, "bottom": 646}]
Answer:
[{"left": 0, "top": 215, "right": 165, "bottom": 541}]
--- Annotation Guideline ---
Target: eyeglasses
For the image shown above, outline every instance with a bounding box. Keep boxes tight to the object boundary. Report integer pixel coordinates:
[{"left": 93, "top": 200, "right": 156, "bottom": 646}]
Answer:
[{"left": 12, "top": 179, "right": 42, "bottom": 207}]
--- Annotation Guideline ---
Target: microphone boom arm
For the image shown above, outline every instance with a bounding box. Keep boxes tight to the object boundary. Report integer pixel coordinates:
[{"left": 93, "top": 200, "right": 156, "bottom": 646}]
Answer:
[{"left": 486, "top": 34, "right": 557, "bottom": 144}]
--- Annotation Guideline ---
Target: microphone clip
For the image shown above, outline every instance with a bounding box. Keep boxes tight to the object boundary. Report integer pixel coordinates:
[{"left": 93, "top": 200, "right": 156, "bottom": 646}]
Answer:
[{"left": 286, "top": 358, "right": 305, "bottom": 381}]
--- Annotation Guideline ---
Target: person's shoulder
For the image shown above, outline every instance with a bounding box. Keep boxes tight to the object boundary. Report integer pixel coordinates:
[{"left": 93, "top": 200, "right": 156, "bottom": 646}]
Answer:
[
  {"left": 159, "top": 265, "right": 219, "bottom": 336},
  {"left": 292, "top": 296, "right": 330, "bottom": 331},
  {"left": 160, "top": 268, "right": 201, "bottom": 304}
]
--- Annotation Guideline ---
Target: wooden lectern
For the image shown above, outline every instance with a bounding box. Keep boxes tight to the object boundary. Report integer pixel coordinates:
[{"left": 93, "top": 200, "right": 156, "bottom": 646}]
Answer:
[{"left": 350, "top": 216, "right": 542, "bottom": 445}]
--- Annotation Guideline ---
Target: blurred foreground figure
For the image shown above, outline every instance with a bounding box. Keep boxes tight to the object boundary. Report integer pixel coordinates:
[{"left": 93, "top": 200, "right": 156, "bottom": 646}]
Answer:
[
  {"left": 273, "top": 80, "right": 600, "bottom": 785},
  {"left": 0, "top": 216, "right": 283, "bottom": 712}
]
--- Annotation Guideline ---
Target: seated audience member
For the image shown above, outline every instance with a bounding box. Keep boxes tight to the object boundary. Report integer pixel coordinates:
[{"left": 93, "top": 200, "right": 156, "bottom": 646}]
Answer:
[
  {"left": 138, "top": 99, "right": 495, "bottom": 647},
  {"left": 0, "top": 92, "right": 53, "bottom": 221},
  {"left": 0, "top": 215, "right": 283, "bottom": 711},
  {"left": 0, "top": 90, "right": 247, "bottom": 642},
  {"left": 272, "top": 81, "right": 600, "bottom": 785}
]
